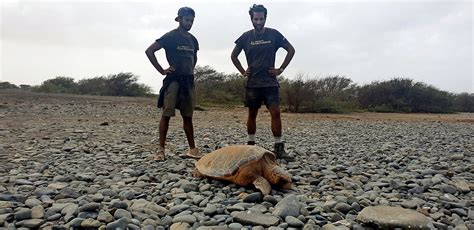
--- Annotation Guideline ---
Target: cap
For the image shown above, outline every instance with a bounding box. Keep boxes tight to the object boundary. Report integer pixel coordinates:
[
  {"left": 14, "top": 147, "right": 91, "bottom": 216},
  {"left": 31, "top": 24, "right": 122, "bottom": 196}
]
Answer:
[{"left": 175, "top": 7, "right": 195, "bottom": 21}]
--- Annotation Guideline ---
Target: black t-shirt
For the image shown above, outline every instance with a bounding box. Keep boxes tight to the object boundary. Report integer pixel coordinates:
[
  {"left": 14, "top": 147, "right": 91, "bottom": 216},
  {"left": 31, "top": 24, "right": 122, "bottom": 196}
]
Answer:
[
  {"left": 156, "top": 29, "right": 199, "bottom": 76},
  {"left": 235, "top": 27, "right": 290, "bottom": 88}
]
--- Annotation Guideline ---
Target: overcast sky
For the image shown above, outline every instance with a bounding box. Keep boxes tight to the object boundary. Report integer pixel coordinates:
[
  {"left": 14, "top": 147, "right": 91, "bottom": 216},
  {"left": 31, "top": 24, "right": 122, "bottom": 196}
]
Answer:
[{"left": 1, "top": 0, "right": 472, "bottom": 93}]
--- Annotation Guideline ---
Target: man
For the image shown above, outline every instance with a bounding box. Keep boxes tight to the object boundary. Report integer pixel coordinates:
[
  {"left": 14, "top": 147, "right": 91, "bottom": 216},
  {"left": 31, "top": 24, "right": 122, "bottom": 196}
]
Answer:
[
  {"left": 145, "top": 7, "right": 203, "bottom": 161},
  {"left": 231, "top": 4, "right": 295, "bottom": 159}
]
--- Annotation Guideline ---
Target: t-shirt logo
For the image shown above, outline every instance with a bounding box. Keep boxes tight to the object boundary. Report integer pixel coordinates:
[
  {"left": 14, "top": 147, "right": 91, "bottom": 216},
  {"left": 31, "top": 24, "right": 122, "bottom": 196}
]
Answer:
[
  {"left": 250, "top": 40, "right": 272, "bottom": 46},
  {"left": 176, "top": 45, "right": 194, "bottom": 52}
]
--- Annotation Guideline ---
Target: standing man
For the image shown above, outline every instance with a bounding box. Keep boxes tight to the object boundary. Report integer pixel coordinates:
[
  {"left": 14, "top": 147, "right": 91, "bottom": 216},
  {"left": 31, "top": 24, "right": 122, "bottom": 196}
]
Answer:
[
  {"left": 145, "top": 7, "right": 203, "bottom": 161},
  {"left": 231, "top": 4, "right": 295, "bottom": 159}
]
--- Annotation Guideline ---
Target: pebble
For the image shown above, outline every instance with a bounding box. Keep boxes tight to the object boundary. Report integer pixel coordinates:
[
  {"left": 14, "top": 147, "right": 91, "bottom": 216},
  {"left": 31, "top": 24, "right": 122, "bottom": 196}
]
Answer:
[{"left": 0, "top": 91, "right": 471, "bottom": 229}]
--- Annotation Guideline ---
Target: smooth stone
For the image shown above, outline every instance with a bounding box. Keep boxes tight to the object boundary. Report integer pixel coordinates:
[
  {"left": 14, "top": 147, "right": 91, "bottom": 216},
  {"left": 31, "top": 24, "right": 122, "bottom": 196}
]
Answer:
[
  {"left": 181, "top": 182, "right": 198, "bottom": 192},
  {"left": 31, "top": 205, "right": 44, "bottom": 219},
  {"left": 356, "top": 206, "right": 429, "bottom": 229},
  {"left": 334, "top": 203, "right": 352, "bottom": 213},
  {"left": 106, "top": 217, "right": 129, "bottom": 230},
  {"left": 110, "top": 200, "right": 128, "bottom": 209},
  {"left": 263, "top": 195, "right": 278, "bottom": 205},
  {"left": 170, "top": 222, "right": 191, "bottom": 230},
  {"left": 78, "top": 211, "right": 98, "bottom": 219},
  {"left": 79, "top": 202, "right": 101, "bottom": 212},
  {"left": 233, "top": 211, "right": 279, "bottom": 227},
  {"left": 24, "top": 198, "right": 42, "bottom": 208},
  {"left": 244, "top": 192, "right": 263, "bottom": 203},
  {"left": 321, "top": 223, "right": 350, "bottom": 230},
  {"left": 48, "top": 182, "right": 68, "bottom": 190},
  {"left": 81, "top": 218, "right": 102, "bottom": 228},
  {"left": 33, "top": 187, "right": 57, "bottom": 197},
  {"left": 272, "top": 194, "right": 301, "bottom": 218},
  {"left": 286, "top": 216, "right": 304, "bottom": 227},
  {"left": 67, "top": 218, "right": 85, "bottom": 228},
  {"left": 172, "top": 214, "right": 197, "bottom": 224},
  {"left": 229, "top": 223, "right": 244, "bottom": 229},
  {"left": 114, "top": 209, "right": 132, "bottom": 219},
  {"left": 14, "top": 208, "right": 32, "bottom": 221},
  {"left": 440, "top": 185, "right": 457, "bottom": 194},
  {"left": 454, "top": 180, "right": 470, "bottom": 193},
  {"left": 98, "top": 211, "right": 114, "bottom": 223},
  {"left": 203, "top": 204, "right": 217, "bottom": 215},
  {"left": 47, "top": 213, "right": 62, "bottom": 221},
  {"left": 22, "top": 219, "right": 45, "bottom": 228}
]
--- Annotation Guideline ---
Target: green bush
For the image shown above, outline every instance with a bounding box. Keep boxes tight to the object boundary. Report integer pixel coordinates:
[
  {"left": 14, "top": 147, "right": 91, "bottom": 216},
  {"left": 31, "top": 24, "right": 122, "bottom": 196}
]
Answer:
[
  {"left": 358, "top": 78, "right": 455, "bottom": 113},
  {"left": 35, "top": 77, "right": 77, "bottom": 94},
  {"left": 0, "top": 82, "right": 19, "bottom": 89},
  {"left": 34, "top": 73, "right": 152, "bottom": 97},
  {"left": 14, "top": 66, "right": 470, "bottom": 114}
]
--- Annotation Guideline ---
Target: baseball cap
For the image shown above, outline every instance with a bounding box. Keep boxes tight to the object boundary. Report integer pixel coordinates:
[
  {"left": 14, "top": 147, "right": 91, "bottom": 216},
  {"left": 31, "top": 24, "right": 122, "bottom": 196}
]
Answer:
[{"left": 175, "top": 7, "right": 195, "bottom": 21}]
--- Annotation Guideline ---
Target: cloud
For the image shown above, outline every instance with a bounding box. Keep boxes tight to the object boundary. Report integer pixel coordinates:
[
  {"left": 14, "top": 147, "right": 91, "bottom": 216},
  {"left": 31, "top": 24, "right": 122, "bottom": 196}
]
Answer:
[{"left": 1, "top": 1, "right": 472, "bottom": 93}]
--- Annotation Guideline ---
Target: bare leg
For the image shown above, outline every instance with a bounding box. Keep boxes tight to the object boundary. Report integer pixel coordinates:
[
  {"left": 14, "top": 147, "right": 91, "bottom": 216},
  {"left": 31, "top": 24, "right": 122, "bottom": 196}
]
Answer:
[
  {"left": 155, "top": 116, "right": 171, "bottom": 161},
  {"left": 268, "top": 105, "right": 282, "bottom": 137},
  {"left": 182, "top": 116, "right": 196, "bottom": 149},
  {"left": 159, "top": 116, "right": 171, "bottom": 148},
  {"left": 247, "top": 107, "right": 259, "bottom": 135}
]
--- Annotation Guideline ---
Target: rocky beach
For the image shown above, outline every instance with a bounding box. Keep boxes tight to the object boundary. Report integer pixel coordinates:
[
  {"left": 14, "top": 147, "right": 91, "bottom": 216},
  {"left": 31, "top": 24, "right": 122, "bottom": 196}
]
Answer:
[{"left": 0, "top": 90, "right": 472, "bottom": 229}]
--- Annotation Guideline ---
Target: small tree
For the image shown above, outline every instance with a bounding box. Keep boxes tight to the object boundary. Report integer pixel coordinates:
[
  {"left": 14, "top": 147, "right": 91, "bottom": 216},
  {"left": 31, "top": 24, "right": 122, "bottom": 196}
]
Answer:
[
  {"left": 0, "top": 82, "right": 19, "bottom": 89},
  {"left": 36, "top": 76, "right": 77, "bottom": 93}
]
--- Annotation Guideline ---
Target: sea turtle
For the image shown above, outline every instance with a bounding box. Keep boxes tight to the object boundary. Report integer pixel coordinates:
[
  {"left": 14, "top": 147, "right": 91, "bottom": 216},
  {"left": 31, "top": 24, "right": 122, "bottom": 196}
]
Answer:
[{"left": 193, "top": 145, "right": 292, "bottom": 195}]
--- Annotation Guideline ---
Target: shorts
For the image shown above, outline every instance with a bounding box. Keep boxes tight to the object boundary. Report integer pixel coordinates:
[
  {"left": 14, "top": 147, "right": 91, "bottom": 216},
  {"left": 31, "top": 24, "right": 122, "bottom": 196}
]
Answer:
[
  {"left": 162, "top": 81, "right": 196, "bottom": 117},
  {"left": 244, "top": 87, "right": 280, "bottom": 109}
]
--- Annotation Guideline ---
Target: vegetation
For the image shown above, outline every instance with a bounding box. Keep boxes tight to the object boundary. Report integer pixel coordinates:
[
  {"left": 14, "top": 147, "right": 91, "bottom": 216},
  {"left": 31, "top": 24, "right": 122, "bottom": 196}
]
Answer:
[
  {"left": 1, "top": 73, "right": 152, "bottom": 97},
  {"left": 1, "top": 66, "right": 472, "bottom": 113}
]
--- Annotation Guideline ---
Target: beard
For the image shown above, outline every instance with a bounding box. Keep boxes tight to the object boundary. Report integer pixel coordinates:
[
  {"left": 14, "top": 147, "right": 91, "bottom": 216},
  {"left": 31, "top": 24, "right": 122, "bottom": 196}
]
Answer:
[
  {"left": 181, "top": 24, "right": 192, "bottom": 31},
  {"left": 253, "top": 24, "right": 264, "bottom": 31}
]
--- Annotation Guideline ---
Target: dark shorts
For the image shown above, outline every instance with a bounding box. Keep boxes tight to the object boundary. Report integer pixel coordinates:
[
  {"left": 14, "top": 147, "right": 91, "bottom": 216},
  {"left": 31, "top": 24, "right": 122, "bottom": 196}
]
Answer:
[
  {"left": 162, "top": 81, "right": 196, "bottom": 117},
  {"left": 244, "top": 87, "right": 280, "bottom": 109}
]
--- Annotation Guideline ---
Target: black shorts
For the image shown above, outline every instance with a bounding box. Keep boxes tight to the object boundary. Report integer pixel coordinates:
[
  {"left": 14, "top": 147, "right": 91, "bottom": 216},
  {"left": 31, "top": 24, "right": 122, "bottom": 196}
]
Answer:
[{"left": 244, "top": 87, "right": 280, "bottom": 109}]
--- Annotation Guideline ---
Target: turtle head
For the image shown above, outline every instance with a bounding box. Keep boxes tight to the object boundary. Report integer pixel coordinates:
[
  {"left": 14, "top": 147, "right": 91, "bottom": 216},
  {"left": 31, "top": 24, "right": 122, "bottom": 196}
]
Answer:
[{"left": 266, "top": 165, "right": 292, "bottom": 189}]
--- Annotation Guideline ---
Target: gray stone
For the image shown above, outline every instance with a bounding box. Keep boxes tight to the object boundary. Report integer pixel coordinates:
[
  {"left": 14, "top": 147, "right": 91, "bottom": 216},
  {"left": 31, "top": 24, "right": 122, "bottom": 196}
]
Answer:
[
  {"left": 203, "top": 204, "right": 217, "bottom": 215},
  {"left": 272, "top": 194, "right": 301, "bottom": 218},
  {"left": 47, "top": 213, "right": 61, "bottom": 221},
  {"left": 334, "top": 203, "right": 352, "bottom": 213},
  {"left": 234, "top": 211, "right": 279, "bottom": 227},
  {"left": 67, "top": 218, "right": 85, "bottom": 228},
  {"left": 33, "top": 187, "right": 57, "bottom": 197},
  {"left": 78, "top": 211, "right": 98, "bottom": 219},
  {"left": 321, "top": 223, "right": 349, "bottom": 230},
  {"left": 244, "top": 192, "right": 263, "bottom": 203},
  {"left": 22, "top": 219, "right": 45, "bottom": 228},
  {"left": 356, "top": 206, "right": 430, "bottom": 230},
  {"left": 286, "top": 216, "right": 304, "bottom": 227},
  {"left": 31, "top": 205, "right": 44, "bottom": 219},
  {"left": 119, "top": 190, "right": 135, "bottom": 200},
  {"left": 81, "top": 218, "right": 102, "bottom": 228},
  {"left": 440, "top": 185, "right": 457, "bottom": 194},
  {"left": 98, "top": 210, "right": 114, "bottom": 223},
  {"left": 25, "top": 198, "right": 42, "bottom": 208},
  {"left": 170, "top": 222, "right": 191, "bottom": 230},
  {"left": 106, "top": 217, "right": 129, "bottom": 230},
  {"left": 172, "top": 214, "right": 196, "bottom": 224},
  {"left": 76, "top": 173, "right": 95, "bottom": 182},
  {"left": 79, "top": 202, "right": 101, "bottom": 212},
  {"left": 181, "top": 182, "right": 198, "bottom": 192},
  {"left": 454, "top": 180, "right": 470, "bottom": 193},
  {"left": 14, "top": 208, "right": 31, "bottom": 221},
  {"left": 114, "top": 208, "right": 132, "bottom": 219},
  {"left": 229, "top": 223, "right": 244, "bottom": 229},
  {"left": 110, "top": 200, "right": 128, "bottom": 209}
]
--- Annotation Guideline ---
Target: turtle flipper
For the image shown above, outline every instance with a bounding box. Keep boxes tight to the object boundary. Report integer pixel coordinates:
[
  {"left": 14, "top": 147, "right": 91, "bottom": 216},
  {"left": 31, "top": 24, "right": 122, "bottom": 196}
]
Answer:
[{"left": 253, "top": 176, "right": 271, "bottom": 195}]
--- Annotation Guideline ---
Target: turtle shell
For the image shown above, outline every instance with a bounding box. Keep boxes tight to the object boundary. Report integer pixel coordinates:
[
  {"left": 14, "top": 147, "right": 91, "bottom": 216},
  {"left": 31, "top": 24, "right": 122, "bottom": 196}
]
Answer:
[{"left": 195, "top": 145, "right": 276, "bottom": 178}]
